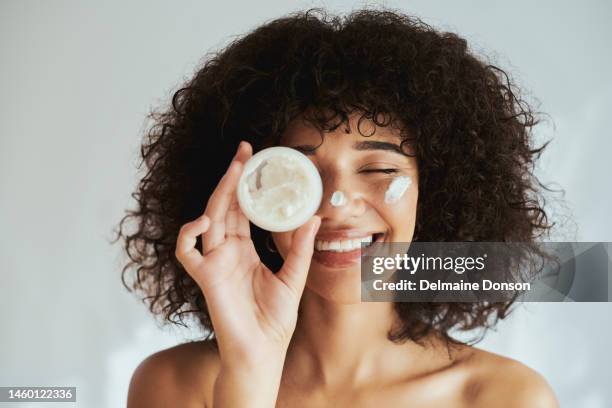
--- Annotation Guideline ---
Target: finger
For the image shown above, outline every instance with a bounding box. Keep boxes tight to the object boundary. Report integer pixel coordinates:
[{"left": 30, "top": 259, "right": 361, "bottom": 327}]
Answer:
[
  {"left": 236, "top": 142, "right": 252, "bottom": 237},
  {"left": 235, "top": 202, "right": 251, "bottom": 238},
  {"left": 234, "top": 140, "right": 252, "bottom": 164},
  {"left": 226, "top": 142, "right": 253, "bottom": 238},
  {"left": 203, "top": 159, "right": 243, "bottom": 251},
  {"left": 175, "top": 215, "right": 211, "bottom": 272},
  {"left": 276, "top": 216, "right": 321, "bottom": 298},
  {"left": 203, "top": 141, "right": 249, "bottom": 248},
  {"left": 225, "top": 198, "right": 248, "bottom": 238}
]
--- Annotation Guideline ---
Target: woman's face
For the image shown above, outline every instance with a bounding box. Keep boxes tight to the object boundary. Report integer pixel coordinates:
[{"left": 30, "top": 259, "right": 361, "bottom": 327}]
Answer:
[{"left": 272, "top": 114, "right": 419, "bottom": 303}]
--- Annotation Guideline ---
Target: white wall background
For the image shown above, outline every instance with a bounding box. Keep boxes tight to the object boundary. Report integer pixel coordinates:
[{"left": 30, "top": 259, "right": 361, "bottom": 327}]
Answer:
[{"left": 1, "top": 1, "right": 610, "bottom": 407}]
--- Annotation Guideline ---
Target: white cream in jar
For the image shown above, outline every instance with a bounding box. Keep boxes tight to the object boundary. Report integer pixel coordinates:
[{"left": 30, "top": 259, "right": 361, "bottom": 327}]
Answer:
[{"left": 237, "top": 146, "right": 323, "bottom": 232}]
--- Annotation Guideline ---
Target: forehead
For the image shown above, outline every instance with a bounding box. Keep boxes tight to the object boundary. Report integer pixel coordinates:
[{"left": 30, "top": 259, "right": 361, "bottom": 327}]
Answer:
[{"left": 280, "top": 113, "right": 404, "bottom": 146}]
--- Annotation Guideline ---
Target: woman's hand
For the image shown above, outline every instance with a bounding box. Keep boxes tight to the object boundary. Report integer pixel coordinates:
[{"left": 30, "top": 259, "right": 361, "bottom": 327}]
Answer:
[{"left": 175, "top": 141, "right": 320, "bottom": 368}]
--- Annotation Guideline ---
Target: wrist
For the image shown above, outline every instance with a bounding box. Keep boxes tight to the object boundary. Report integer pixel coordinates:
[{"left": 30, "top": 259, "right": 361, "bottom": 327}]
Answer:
[
  {"left": 217, "top": 336, "right": 290, "bottom": 372},
  {"left": 220, "top": 345, "right": 287, "bottom": 376},
  {"left": 214, "top": 356, "right": 286, "bottom": 408}
]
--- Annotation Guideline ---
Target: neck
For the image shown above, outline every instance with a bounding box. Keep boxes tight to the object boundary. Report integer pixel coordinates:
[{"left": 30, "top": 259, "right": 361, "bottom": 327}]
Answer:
[{"left": 284, "top": 289, "right": 445, "bottom": 388}]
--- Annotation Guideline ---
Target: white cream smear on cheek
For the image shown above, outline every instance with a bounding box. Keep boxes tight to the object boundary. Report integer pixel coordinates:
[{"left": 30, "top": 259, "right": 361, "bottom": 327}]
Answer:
[
  {"left": 384, "top": 176, "right": 412, "bottom": 204},
  {"left": 330, "top": 190, "right": 348, "bottom": 207}
]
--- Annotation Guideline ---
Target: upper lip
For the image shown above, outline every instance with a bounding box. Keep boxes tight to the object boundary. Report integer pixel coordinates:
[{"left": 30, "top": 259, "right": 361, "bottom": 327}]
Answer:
[{"left": 315, "top": 229, "right": 378, "bottom": 241}]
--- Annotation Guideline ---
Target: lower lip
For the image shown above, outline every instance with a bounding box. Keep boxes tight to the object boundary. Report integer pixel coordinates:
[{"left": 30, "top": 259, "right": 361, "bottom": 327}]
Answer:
[{"left": 312, "top": 247, "right": 363, "bottom": 268}]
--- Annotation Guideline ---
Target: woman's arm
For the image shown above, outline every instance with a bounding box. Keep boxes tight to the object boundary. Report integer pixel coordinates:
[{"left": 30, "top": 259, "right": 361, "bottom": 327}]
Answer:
[
  {"left": 152, "top": 141, "right": 319, "bottom": 407},
  {"left": 127, "top": 342, "right": 288, "bottom": 408},
  {"left": 213, "top": 356, "right": 287, "bottom": 408}
]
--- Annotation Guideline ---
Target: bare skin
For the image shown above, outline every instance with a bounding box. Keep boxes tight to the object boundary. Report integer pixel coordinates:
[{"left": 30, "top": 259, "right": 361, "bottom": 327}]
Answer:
[
  {"left": 128, "top": 339, "right": 557, "bottom": 407},
  {"left": 127, "top": 115, "right": 559, "bottom": 408}
]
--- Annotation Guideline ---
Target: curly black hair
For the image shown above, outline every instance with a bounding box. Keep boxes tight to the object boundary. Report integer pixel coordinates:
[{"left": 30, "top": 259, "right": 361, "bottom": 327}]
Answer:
[{"left": 117, "top": 9, "right": 555, "bottom": 344}]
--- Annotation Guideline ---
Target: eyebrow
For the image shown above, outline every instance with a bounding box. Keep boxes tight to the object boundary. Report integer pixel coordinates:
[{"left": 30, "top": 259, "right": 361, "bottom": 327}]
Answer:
[
  {"left": 291, "top": 140, "right": 406, "bottom": 156},
  {"left": 352, "top": 140, "right": 404, "bottom": 155}
]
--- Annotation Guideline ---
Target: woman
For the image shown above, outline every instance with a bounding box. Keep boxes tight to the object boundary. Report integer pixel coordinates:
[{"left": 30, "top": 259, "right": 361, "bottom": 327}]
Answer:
[{"left": 120, "top": 9, "right": 559, "bottom": 407}]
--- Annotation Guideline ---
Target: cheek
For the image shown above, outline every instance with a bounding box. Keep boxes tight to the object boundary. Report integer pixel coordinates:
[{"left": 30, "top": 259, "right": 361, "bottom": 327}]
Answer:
[
  {"left": 367, "top": 175, "right": 417, "bottom": 208},
  {"left": 383, "top": 176, "right": 413, "bottom": 204},
  {"left": 371, "top": 176, "right": 419, "bottom": 237}
]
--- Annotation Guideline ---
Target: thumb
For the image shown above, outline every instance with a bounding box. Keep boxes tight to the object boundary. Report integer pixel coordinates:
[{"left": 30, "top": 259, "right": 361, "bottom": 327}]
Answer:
[{"left": 276, "top": 216, "right": 321, "bottom": 298}]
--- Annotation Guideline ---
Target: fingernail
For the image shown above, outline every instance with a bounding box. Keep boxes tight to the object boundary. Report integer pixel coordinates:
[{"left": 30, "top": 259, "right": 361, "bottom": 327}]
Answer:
[
  {"left": 234, "top": 141, "right": 244, "bottom": 158},
  {"left": 310, "top": 217, "right": 320, "bottom": 236}
]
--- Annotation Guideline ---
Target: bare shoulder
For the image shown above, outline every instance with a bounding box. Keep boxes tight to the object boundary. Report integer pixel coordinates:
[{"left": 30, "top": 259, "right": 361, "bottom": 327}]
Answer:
[
  {"left": 463, "top": 348, "right": 559, "bottom": 408},
  {"left": 127, "top": 339, "right": 221, "bottom": 408}
]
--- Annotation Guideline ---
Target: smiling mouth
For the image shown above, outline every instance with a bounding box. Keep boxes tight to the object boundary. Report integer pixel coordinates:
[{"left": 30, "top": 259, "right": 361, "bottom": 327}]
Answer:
[{"left": 314, "top": 233, "right": 384, "bottom": 253}]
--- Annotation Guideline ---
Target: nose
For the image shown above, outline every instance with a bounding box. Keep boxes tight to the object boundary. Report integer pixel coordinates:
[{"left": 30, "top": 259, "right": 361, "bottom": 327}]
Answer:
[{"left": 316, "top": 171, "right": 367, "bottom": 222}]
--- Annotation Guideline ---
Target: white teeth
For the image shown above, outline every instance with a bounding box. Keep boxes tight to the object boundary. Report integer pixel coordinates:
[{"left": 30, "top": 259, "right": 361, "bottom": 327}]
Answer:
[{"left": 314, "top": 235, "right": 374, "bottom": 252}]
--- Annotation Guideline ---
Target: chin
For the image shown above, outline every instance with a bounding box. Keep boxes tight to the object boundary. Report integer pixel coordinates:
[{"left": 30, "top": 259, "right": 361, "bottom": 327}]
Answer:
[{"left": 305, "top": 261, "right": 363, "bottom": 304}]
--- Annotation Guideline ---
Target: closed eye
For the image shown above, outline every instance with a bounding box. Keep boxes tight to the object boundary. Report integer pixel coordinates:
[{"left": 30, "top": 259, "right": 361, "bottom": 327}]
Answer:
[{"left": 360, "top": 169, "right": 399, "bottom": 174}]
